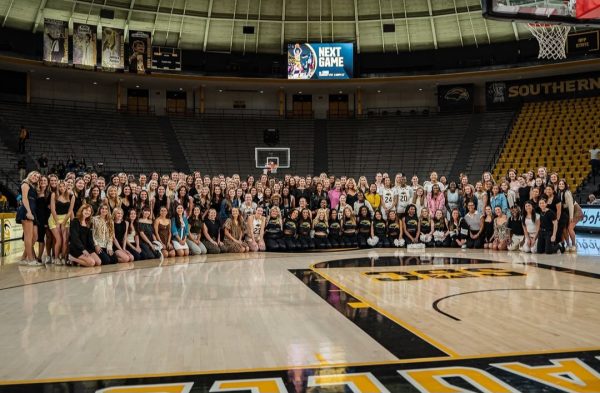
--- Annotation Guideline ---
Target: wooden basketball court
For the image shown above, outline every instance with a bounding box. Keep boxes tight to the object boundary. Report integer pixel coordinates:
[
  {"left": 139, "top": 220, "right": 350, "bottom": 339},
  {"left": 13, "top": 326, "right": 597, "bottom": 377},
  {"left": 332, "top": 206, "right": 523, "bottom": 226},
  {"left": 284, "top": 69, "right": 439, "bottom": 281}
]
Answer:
[{"left": 0, "top": 244, "right": 599, "bottom": 392}]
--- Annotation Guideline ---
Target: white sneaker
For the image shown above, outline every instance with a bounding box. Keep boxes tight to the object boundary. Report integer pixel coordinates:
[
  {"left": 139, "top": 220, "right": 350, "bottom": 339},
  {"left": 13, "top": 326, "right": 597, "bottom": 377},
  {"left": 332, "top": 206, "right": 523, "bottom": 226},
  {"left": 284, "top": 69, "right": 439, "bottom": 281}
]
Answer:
[
  {"left": 53, "top": 258, "right": 64, "bottom": 265},
  {"left": 19, "top": 259, "right": 32, "bottom": 266},
  {"left": 27, "top": 260, "right": 44, "bottom": 267},
  {"left": 461, "top": 245, "right": 467, "bottom": 250}
]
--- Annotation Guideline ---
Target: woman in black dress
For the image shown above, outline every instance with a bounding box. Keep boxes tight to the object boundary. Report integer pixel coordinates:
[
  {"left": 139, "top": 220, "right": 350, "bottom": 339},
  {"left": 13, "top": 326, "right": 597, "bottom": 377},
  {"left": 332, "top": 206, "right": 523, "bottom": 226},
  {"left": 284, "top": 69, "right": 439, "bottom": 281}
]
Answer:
[
  {"left": 17, "top": 171, "right": 40, "bottom": 265},
  {"left": 69, "top": 204, "right": 101, "bottom": 267}
]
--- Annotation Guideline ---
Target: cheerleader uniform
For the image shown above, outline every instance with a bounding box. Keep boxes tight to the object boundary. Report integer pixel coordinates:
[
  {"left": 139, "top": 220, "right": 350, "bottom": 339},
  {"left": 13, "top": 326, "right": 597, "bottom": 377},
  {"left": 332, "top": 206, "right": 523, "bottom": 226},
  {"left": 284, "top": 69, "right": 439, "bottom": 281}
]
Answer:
[
  {"left": 433, "top": 218, "right": 450, "bottom": 247},
  {"left": 283, "top": 218, "right": 299, "bottom": 251},
  {"left": 297, "top": 219, "right": 314, "bottom": 250},
  {"left": 403, "top": 214, "right": 419, "bottom": 244},
  {"left": 387, "top": 219, "right": 401, "bottom": 247},
  {"left": 265, "top": 217, "right": 286, "bottom": 252},
  {"left": 313, "top": 220, "right": 330, "bottom": 249},
  {"left": 341, "top": 220, "right": 357, "bottom": 247},
  {"left": 16, "top": 184, "right": 37, "bottom": 224},
  {"left": 420, "top": 217, "right": 434, "bottom": 247},
  {"left": 372, "top": 219, "right": 388, "bottom": 247},
  {"left": 328, "top": 219, "right": 342, "bottom": 248},
  {"left": 357, "top": 216, "right": 372, "bottom": 248}
]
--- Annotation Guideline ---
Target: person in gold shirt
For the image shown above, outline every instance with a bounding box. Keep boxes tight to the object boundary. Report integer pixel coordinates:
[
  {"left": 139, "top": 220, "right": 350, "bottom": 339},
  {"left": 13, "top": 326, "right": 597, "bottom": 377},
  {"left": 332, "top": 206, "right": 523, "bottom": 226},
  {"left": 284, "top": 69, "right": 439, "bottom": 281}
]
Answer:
[{"left": 365, "top": 183, "right": 381, "bottom": 212}]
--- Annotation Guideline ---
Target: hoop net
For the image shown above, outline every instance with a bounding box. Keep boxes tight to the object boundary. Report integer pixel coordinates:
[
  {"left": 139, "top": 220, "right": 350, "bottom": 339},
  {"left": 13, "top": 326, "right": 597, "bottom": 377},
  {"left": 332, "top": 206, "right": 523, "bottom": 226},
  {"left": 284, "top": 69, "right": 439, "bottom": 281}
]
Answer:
[{"left": 526, "top": 23, "right": 571, "bottom": 60}]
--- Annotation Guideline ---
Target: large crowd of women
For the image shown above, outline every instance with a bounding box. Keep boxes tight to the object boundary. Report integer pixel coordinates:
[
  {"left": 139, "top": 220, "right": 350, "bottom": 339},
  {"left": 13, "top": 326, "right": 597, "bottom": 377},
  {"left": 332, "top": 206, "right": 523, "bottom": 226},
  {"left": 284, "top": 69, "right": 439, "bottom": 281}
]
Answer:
[{"left": 15, "top": 167, "right": 584, "bottom": 266}]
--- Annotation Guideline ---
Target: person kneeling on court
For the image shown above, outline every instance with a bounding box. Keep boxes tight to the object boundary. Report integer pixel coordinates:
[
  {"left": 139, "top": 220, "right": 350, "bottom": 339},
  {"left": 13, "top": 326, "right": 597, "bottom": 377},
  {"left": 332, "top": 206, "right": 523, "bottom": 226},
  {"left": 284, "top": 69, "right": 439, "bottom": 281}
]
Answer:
[
  {"left": 171, "top": 203, "right": 190, "bottom": 257},
  {"left": 69, "top": 204, "right": 102, "bottom": 267}
]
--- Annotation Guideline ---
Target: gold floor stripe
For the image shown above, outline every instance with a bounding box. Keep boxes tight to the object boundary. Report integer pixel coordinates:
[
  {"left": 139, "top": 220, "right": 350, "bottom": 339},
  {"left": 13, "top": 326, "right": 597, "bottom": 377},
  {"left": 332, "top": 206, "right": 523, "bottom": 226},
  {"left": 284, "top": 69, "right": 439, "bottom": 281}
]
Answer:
[{"left": 310, "top": 265, "right": 461, "bottom": 358}]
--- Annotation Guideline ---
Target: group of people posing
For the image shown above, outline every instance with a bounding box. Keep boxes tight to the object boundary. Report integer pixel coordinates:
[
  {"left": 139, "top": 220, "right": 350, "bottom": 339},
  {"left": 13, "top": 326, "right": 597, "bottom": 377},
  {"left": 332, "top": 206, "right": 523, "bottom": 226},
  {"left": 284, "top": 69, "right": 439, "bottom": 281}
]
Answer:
[{"left": 15, "top": 166, "right": 583, "bottom": 266}]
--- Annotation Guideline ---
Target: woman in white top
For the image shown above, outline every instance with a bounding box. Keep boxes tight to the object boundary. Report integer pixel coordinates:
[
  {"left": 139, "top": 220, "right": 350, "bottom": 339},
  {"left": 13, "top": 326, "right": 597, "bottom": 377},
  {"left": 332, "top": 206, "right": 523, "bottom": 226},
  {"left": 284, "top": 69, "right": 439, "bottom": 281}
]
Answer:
[
  {"left": 246, "top": 206, "right": 266, "bottom": 252},
  {"left": 521, "top": 200, "right": 540, "bottom": 253},
  {"left": 412, "top": 186, "right": 426, "bottom": 217},
  {"left": 239, "top": 193, "right": 257, "bottom": 219}
]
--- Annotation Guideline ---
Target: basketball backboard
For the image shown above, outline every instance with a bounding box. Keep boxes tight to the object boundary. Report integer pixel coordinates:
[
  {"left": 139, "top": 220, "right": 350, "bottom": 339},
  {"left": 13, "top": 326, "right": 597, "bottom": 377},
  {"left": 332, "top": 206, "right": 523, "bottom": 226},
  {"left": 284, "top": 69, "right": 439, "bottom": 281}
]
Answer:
[{"left": 482, "top": 0, "right": 600, "bottom": 26}]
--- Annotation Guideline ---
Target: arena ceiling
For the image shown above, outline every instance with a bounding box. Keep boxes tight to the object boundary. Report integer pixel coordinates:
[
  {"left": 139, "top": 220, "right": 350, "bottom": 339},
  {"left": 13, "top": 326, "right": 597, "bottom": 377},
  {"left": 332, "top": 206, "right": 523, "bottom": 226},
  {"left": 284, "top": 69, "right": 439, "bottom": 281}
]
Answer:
[{"left": 0, "top": 0, "right": 536, "bottom": 54}]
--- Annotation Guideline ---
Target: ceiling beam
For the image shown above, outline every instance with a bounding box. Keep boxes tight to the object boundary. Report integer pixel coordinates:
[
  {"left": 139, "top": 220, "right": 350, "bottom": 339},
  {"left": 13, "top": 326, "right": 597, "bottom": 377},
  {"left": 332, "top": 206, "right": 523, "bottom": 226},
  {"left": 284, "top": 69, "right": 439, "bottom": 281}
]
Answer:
[
  {"left": 203, "top": 0, "right": 214, "bottom": 52},
  {"left": 255, "top": 0, "right": 262, "bottom": 53},
  {"left": 512, "top": 22, "right": 520, "bottom": 41},
  {"left": 464, "top": 0, "right": 478, "bottom": 47},
  {"left": 124, "top": 0, "right": 136, "bottom": 37},
  {"left": 452, "top": 0, "right": 464, "bottom": 47},
  {"left": 389, "top": 0, "right": 399, "bottom": 54},
  {"left": 177, "top": 0, "right": 188, "bottom": 48},
  {"left": 482, "top": 16, "right": 491, "bottom": 44},
  {"left": 377, "top": 0, "right": 385, "bottom": 52},
  {"left": 426, "top": 0, "right": 438, "bottom": 49},
  {"left": 229, "top": 0, "right": 238, "bottom": 53},
  {"left": 32, "top": 0, "right": 48, "bottom": 33},
  {"left": 403, "top": 0, "right": 411, "bottom": 52},
  {"left": 151, "top": 0, "right": 162, "bottom": 39},
  {"left": 2, "top": 0, "right": 15, "bottom": 28}
]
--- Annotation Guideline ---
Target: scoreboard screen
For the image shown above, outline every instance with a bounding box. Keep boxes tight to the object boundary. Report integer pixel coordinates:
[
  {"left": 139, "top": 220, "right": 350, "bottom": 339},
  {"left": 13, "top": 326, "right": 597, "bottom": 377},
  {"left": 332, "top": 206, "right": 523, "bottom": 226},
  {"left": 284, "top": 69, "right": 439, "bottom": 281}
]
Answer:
[{"left": 152, "top": 47, "right": 181, "bottom": 71}]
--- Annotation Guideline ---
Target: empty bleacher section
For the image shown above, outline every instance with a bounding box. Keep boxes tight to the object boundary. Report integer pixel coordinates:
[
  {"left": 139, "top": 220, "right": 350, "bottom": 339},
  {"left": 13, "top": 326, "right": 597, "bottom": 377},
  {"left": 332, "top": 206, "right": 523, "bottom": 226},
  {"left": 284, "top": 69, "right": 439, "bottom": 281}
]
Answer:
[
  {"left": 325, "top": 112, "right": 515, "bottom": 179},
  {"left": 169, "top": 117, "right": 314, "bottom": 175},
  {"left": 0, "top": 100, "right": 517, "bottom": 184},
  {"left": 0, "top": 101, "right": 174, "bottom": 174},
  {"left": 493, "top": 96, "right": 600, "bottom": 189}
]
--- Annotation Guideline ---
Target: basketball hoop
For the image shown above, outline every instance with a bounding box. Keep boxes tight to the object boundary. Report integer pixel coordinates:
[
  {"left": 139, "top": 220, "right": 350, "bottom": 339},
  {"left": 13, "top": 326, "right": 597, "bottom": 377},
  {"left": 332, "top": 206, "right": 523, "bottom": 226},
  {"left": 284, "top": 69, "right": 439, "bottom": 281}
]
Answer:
[{"left": 526, "top": 23, "right": 571, "bottom": 60}]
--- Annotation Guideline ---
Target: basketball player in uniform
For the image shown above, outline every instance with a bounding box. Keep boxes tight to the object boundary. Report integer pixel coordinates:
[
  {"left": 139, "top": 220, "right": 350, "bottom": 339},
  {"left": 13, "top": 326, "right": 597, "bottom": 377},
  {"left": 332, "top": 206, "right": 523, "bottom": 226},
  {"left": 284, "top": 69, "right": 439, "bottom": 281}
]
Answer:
[
  {"left": 379, "top": 177, "right": 395, "bottom": 220},
  {"left": 393, "top": 175, "right": 413, "bottom": 219}
]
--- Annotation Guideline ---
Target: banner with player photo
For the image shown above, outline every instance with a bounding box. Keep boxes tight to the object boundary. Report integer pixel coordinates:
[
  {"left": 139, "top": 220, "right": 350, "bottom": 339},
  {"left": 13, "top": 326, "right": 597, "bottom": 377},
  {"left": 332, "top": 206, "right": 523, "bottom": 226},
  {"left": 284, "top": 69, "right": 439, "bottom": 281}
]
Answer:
[
  {"left": 43, "top": 19, "right": 68, "bottom": 65},
  {"left": 73, "top": 23, "right": 97, "bottom": 69},
  {"left": 128, "top": 31, "right": 152, "bottom": 74},
  {"left": 101, "top": 27, "right": 124, "bottom": 71}
]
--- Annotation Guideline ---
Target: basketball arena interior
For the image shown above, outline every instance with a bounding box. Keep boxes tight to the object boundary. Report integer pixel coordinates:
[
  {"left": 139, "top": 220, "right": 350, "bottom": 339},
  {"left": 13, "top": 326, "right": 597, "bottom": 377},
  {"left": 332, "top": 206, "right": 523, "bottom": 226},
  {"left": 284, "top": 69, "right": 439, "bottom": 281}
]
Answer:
[{"left": 0, "top": 0, "right": 600, "bottom": 392}]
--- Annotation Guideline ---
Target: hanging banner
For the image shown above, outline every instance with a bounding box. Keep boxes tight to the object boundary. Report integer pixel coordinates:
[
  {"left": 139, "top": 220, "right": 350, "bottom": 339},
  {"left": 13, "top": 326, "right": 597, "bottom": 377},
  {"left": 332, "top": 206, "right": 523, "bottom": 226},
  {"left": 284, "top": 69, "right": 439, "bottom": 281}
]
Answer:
[
  {"left": 437, "top": 84, "right": 474, "bottom": 112},
  {"left": 128, "top": 30, "right": 152, "bottom": 74},
  {"left": 72, "top": 23, "right": 97, "bottom": 69},
  {"left": 43, "top": 19, "right": 68, "bottom": 65},
  {"left": 101, "top": 27, "right": 125, "bottom": 71}
]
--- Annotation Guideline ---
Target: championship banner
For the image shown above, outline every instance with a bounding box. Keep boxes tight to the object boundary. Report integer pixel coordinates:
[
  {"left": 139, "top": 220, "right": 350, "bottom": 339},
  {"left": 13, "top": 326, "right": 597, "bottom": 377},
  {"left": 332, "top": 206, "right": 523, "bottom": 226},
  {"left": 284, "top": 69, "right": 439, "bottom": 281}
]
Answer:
[
  {"left": 437, "top": 84, "right": 474, "bottom": 112},
  {"left": 43, "top": 19, "right": 68, "bottom": 65},
  {"left": 152, "top": 46, "right": 181, "bottom": 71},
  {"left": 486, "top": 71, "right": 600, "bottom": 108},
  {"left": 101, "top": 27, "right": 124, "bottom": 71},
  {"left": 128, "top": 31, "right": 152, "bottom": 74},
  {"left": 73, "top": 23, "right": 97, "bottom": 69},
  {"left": 287, "top": 43, "right": 353, "bottom": 80}
]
